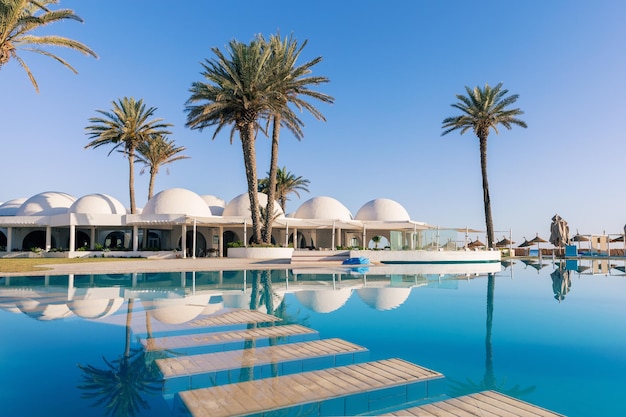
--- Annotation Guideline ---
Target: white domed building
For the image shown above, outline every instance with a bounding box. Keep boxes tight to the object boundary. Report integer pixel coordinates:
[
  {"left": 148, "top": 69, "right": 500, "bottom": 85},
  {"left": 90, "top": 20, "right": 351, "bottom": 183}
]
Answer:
[{"left": 0, "top": 187, "right": 498, "bottom": 264}]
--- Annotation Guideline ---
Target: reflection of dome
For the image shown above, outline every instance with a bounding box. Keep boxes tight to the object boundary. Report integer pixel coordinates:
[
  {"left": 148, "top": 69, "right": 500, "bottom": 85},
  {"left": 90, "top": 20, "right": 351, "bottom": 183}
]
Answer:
[
  {"left": 145, "top": 294, "right": 211, "bottom": 324},
  {"left": 68, "top": 298, "right": 124, "bottom": 319},
  {"left": 201, "top": 295, "right": 224, "bottom": 315},
  {"left": 355, "top": 198, "right": 410, "bottom": 221},
  {"left": 17, "top": 299, "right": 73, "bottom": 320},
  {"left": 295, "top": 287, "right": 353, "bottom": 313},
  {"left": 15, "top": 191, "right": 76, "bottom": 216},
  {"left": 201, "top": 195, "right": 226, "bottom": 216},
  {"left": 356, "top": 287, "right": 411, "bottom": 311},
  {"left": 222, "top": 193, "right": 284, "bottom": 218},
  {"left": 294, "top": 197, "right": 353, "bottom": 221},
  {"left": 69, "top": 194, "right": 127, "bottom": 214},
  {"left": 143, "top": 188, "right": 212, "bottom": 217},
  {"left": 0, "top": 198, "right": 27, "bottom": 216}
]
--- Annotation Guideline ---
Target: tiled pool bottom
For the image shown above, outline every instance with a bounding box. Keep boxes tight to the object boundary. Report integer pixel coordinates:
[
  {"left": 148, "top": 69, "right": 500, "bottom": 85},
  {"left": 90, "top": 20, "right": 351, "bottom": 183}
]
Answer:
[{"left": 1, "top": 261, "right": 625, "bottom": 416}]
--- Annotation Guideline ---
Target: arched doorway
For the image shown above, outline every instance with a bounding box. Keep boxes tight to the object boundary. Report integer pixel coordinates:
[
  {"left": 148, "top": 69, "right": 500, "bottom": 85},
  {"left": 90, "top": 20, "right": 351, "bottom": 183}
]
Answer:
[
  {"left": 178, "top": 231, "right": 206, "bottom": 257},
  {"left": 104, "top": 231, "right": 125, "bottom": 249},
  {"left": 288, "top": 232, "right": 307, "bottom": 249},
  {"left": 72, "top": 231, "right": 90, "bottom": 250},
  {"left": 23, "top": 230, "right": 56, "bottom": 251},
  {"left": 223, "top": 230, "right": 239, "bottom": 257}
]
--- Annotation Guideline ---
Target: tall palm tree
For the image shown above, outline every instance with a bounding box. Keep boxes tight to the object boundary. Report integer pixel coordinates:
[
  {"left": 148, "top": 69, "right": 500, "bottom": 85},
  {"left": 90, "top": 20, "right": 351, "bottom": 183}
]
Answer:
[
  {"left": 134, "top": 134, "right": 189, "bottom": 200},
  {"left": 85, "top": 97, "right": 172, "bottom": 214},
  {"left": 441, "top": 83, "right": 526, "bottom": 248},
  {"left": 258, "top": 166, "right": 310, "bottom": 213},
  {"left": 185, "top": 38, "right": 275, "bottom": 244},
  {"left": 0, "top": 0, "right": 97, "bottom": 92},
  {"left": 261, "top": 33, "right": 334, "bottom": 244}
]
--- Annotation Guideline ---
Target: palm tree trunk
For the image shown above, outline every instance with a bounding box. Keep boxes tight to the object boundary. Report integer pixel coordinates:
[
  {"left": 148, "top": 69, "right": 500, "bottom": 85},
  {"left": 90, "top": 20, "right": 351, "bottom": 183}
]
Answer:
[
  {"left": 484, "top": 273, "right": 495, "bottom": 388},
  {"left": 240, "top": 124, "right": 261, "bottom": 244},
  {"left": 125, "top": 298, "right": 134, "bottom": 358},
  {"left": 479, "top": 134, "right": 494, "bottom": 248},
  {"left": 128, "top": 148, "right": 137, "bottom": 214},
  {"left": 263, "top": 114, "right": 281, "bottom": 244},
  {"left": 148, "top": 167, "right": 156, "bottom": 201}
]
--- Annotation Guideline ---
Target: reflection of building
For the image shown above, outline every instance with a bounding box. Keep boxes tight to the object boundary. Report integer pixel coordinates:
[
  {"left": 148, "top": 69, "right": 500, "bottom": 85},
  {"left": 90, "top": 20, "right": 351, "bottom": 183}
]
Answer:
[{"left": 0, "top": 189, "right": 443, "bottom": 258}]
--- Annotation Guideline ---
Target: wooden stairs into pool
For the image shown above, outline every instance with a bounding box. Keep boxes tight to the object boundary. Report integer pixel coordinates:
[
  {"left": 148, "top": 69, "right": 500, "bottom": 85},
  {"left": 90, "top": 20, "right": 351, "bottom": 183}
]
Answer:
[{"left": 143, "top": 309, "right": 563, "bottom": 417}]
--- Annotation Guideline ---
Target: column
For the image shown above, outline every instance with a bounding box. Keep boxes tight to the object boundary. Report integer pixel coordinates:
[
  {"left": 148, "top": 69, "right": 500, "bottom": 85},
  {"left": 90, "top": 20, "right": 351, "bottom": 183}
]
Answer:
[
  {"left": 45, "top": 226, "right": 51, "bottom": 252},
  {"left": 132, "top": 225, "right": 139, "bottom": 251},
  {"left": 69, "top": 224, "right": 75, "bottom": 254},
  {"left": 7, "top": 227, "right": 12, "bottom": 252},
  {"left": 181, "top": 224, "right": 187, "bottom": 258}
]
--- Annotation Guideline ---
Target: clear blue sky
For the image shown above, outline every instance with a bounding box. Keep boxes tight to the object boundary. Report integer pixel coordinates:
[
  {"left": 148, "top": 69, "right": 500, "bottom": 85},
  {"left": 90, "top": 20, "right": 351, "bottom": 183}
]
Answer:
[{"left": 2, "top": 0, "right": 625, "bottom": 244}]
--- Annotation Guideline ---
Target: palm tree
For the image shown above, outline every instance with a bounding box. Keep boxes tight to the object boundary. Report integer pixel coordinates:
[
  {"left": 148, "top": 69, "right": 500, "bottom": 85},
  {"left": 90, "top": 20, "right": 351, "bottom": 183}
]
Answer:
[
  {"left": 85, "top": 97, "right": 172, "bottom": 214},
  {"left": 441, "top": 83, "right": 526, "bottom": 248},
  {"left": 77, "top": 299, "right": 162, "bottom": 417},
  {"left": 134, "top": 134, "right": 189, "bottom": 200},
  {"left": 0, "top": 0, "right": 97, "bottom": 92},
  {"left": 260, "top": 33, "right": 334, "bottom": 244},
  {"left": 185, "top": 37, "right": 275, "bottom": 244},
  {"left": 258, "top": 166, "right": 310, "bottom": 213}
]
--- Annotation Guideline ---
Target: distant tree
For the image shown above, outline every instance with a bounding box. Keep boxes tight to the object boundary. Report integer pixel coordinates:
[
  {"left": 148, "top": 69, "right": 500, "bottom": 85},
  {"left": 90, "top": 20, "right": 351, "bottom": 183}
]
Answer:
[
  {"left": 441, "top": 83, "right": 526, "bottom": 248},
  {"left": 85, "top": 97, "right": 172, "bottom": 213},
  {"left": 260, "top": 32, "right": 333, "bottom": 244},
  {"left": 0, "top": 0, "right": 97, "bottom": 92},
  {"left": 258, "top": 166, "right": 310, "bottom": 213},
  {"left": 134, "top": 135, "right": 189, "bottom": 200}
]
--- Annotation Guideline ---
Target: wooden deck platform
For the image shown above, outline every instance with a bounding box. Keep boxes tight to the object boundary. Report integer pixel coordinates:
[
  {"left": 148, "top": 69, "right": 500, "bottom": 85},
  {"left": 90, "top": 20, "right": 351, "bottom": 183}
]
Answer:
[
  {"left": 384, "top": 390, "right": 565, "bottom": 417},
  {"left": 177, "top": 358, "right": 444, "bottom": 417},
  {"left": 157, "top": 338, "right": 368, "bottom": 379},
  {"left": 188, "top": 309, "right": 281, "bottom": 328},
  {"left": 142, "top": 324, "right": 318, "bottom": 352}
]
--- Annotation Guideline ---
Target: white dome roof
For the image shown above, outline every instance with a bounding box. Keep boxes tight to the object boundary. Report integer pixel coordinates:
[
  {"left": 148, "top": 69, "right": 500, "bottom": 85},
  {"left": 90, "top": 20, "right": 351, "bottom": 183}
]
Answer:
[
  {"left": 223, "top": 193, "right": 284, "bottom": 218},
  {"left": 355, "top": 198, "right": 410, "bottom": 221},
  {"left": 201, "top": 195, "right": 226, "bottom": 216},
  {"left": 295, "top": 288, "right": 353, "bottom": 313},
  {"left": 356, "top": 287, "right": 411, "bottom": 311},
  {"left": 68, "top": 298, "right": 124, "bottom": 319},
  {"left": 15, "top": 192, "right": 76, "bottom": 216},
  {"left": 143, "top": 188, "right": 212, "bottom": 217},
  {"left": 0, "top": 198, "right": 27, "bottom": 216},
  {"left": 69, "top": 194, "right": 127, "bottom": 215},
  {"left": 294, "top": 197, "right": 353, "bottom": 221},
  {"left": 145, "top": 294, "right": 212, "bottom": 324}
]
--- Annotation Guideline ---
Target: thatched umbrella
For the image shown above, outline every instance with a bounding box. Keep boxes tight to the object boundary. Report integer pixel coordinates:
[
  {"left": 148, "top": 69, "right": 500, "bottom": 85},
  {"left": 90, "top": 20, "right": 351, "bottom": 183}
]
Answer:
[
  {"left": 496, "top": 236, "right": 515, "bottom": 247},
  {"left": 468, "top": 238, "right": 486, "bottom": 249},
  {"left": 571, "top": 230, "right": 590, "bottom": 254},
  {"left": 528, "top": 233, "right": 548, "bottom": 258}
]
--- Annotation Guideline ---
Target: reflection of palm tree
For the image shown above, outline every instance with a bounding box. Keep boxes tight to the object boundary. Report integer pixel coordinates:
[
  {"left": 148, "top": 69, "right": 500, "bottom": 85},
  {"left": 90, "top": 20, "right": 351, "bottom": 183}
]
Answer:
[
  {"left": 448, "top": 274, "right": 535, "bottom": 397},
  {"left": 77, "top": 299, "right": 161, "bottom": 417}
]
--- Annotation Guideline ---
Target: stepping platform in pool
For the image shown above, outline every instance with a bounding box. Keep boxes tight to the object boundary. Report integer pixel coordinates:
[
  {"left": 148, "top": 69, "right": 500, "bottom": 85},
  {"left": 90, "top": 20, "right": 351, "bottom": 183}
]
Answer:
[
  {"left": 158, "top": 338, "right": 369, "bottom": 394},
  {"left": 141, "top": 324, "right": 319, "bottom": 354},
  {"left": 175, "top": 358, "right": 444, "bottom": 417},
  {"left": 135, "top": 309, "right": 282, "bottom": 337},
  {"left": 383, "top": 390, "right": 565, "bottom": 417}
]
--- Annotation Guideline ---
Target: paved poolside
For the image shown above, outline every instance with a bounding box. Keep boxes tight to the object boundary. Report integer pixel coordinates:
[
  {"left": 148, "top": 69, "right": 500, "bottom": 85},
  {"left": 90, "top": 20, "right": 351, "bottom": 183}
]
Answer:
[{"left": 2, "top": 257, "right": 344, "bottom": 276}]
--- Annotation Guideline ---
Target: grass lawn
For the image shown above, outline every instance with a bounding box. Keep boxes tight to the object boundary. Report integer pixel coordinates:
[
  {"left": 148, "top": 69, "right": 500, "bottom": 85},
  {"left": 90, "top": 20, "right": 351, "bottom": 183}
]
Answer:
[{"left": 0, "top": 257, "right": 142, "bottom": 273}]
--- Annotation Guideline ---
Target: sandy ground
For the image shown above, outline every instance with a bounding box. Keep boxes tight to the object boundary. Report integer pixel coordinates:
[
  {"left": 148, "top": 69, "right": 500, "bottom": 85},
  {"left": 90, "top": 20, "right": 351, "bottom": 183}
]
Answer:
[{"left": 2, "top": 257, "right": 346, "bottom": 276}]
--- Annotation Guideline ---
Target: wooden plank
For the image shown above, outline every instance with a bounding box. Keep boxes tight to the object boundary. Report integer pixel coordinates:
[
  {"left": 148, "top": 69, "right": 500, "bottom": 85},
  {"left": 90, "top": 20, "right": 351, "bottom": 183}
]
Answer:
[
  {"left": 179, "top": 359, "right": 444, "bottom": 417},
  {"left": 157, "top": 338, "right": 366, "bottom": 378},
  {"left": 142, "top": 324, "right": 316, "bottom": 351},
  {"left": 188, "top": 309, "right": 280, "bottom": 328},
  {"left": 384, "top": 391, "right": 565, "bottom": 417}
]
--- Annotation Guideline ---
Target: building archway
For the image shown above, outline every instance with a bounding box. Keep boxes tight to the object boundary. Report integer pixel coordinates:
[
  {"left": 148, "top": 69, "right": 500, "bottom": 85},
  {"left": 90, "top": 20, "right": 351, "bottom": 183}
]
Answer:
[
  {"left": 288, "top": 232, "right": 307, "bottom": 249},
  {"left": 223, "top": 230, "right": 239, "bottom": 257},
  {"left": 72, "top": 231, "right": 90, "bottom": 250},
  {"left": 178, "top": 231, "right": 206, "bottom": 257},
  {"left": 22, "top": 230, "right": 56, "bottom": 251},
  {"left": 104, "top": 231, "right": 125, "bottom": 249}
]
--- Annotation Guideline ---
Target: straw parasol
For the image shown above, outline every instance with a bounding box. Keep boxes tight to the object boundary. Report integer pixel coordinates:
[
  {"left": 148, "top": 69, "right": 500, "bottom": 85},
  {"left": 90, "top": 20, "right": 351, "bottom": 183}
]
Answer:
[
  {"left": 528, "top": 233, "right": 548, "bottom": 257},
  {"left": 496, "top": 236, "right": 515, "bottom": 247},
  {"left": 468, "top": 238, "right": 486, "bottom": 249},
  {"left": 571, "top": 230, "right": 590, "bottom": 254}
]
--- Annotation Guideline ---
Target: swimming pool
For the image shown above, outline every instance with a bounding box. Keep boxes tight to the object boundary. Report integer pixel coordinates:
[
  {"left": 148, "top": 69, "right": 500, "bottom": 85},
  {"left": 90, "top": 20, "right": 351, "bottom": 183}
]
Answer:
[{"left": 0, "top": 259, "right": 624, "bottom": 416}]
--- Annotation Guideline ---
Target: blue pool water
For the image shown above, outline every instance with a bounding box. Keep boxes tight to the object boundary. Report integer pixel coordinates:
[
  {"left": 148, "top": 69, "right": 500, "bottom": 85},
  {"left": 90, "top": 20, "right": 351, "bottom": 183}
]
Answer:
[{"left": 0, "top": 260, "right": 624, "bottom": 416}]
